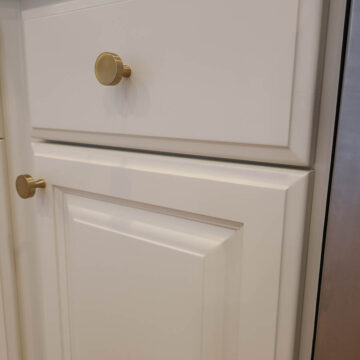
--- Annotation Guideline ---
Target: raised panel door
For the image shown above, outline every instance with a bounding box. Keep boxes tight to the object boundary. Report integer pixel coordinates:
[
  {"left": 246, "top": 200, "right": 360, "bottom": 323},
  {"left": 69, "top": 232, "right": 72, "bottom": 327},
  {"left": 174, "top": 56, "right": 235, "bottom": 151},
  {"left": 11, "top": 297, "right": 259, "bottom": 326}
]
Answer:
[{"left": 31, "top": 142, "right": 311, "bottom": 360}]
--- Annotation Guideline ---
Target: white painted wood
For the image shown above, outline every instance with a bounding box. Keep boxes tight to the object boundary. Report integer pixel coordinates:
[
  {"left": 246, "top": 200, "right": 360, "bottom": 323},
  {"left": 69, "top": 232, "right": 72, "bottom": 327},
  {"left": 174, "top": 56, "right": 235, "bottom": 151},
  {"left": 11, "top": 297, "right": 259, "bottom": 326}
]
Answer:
[
  {"left": 0, "top": 140, "right": 21, "bottom": 360},
  {"left": 32, "top": 142, "right": 311, "bottom": 360},
  {"left": 0, "top": 142, "right": 9, "bottom": 360},
  {"left": 0, "top": 2, "right": 34, "bottom": 360},
  {"left": 57, "top": 194, "right": 241, "bottom": 360},
  {"left": 0, "top": 2, "right": 345, "bottom": 360},
  {"left": 21, "top": 0, "right": 120, "bottom": 12},
  {"left": 23, "top": 0, "right": 325, "bottom": 165}
]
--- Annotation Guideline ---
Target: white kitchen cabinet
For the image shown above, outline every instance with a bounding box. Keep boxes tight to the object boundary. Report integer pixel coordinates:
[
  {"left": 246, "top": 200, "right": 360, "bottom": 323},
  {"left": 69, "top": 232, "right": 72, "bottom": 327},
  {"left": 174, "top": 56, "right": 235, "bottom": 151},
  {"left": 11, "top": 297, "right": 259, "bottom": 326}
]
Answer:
[
  {"left": 0, "top": 1, "right": 347, "bottom": 360},
  {"left": 23, "top": 0, "right": 325, "bottom": 165},
  {"left": 31, "top": 142, "right": 311, "bottom": 360}
]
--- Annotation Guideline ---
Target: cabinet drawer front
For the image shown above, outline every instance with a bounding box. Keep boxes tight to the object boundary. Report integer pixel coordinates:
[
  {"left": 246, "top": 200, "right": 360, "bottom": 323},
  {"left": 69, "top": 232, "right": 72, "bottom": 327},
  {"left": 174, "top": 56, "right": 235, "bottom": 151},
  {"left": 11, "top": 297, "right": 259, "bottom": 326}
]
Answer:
[
  {"left": 23, "top": 0, "right": 324, "bottom": 164},
  {"left": 33, "top": 142, "right": 311, "bottom": 360}
]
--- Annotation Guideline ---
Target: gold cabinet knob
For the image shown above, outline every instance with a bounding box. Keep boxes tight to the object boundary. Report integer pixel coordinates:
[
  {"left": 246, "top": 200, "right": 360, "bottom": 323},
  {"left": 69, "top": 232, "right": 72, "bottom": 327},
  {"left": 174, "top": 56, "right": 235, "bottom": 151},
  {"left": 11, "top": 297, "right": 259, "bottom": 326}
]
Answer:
[
  {"left": 95, "top": 52, "right": 131, "bottom": 86},
  {"left": 16, "top": 175, "right": 46, "bottom": 199}
]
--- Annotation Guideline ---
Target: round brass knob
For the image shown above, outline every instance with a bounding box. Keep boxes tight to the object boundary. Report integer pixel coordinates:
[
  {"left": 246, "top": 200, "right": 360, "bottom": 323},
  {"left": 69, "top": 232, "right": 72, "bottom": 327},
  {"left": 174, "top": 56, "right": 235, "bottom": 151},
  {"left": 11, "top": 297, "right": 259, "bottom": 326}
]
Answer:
[
  {"left": 16, "top": 175, "right": 46, "bottom": 199},
  {"left": 95, "top": 52, "right": 131, "bottom": 86}
]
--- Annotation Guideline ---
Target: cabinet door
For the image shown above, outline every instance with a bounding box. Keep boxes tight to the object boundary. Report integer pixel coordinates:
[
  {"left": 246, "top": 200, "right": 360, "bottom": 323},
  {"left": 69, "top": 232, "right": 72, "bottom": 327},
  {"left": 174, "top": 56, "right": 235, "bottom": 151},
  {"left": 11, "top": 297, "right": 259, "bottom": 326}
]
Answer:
[
  {"left": 31, "top": 142, "right": 311, "bottom": 360},
  {"left": 23, "top": 0, "right": 325, "bottom": 165}
]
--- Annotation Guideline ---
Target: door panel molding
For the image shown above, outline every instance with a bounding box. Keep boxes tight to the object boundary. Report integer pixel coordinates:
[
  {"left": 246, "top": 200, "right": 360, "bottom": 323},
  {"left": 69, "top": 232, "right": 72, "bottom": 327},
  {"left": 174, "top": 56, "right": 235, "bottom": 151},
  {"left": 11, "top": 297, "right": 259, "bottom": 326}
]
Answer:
[{"left": 55, "top": 189, "right": 242, "bottom": 360}]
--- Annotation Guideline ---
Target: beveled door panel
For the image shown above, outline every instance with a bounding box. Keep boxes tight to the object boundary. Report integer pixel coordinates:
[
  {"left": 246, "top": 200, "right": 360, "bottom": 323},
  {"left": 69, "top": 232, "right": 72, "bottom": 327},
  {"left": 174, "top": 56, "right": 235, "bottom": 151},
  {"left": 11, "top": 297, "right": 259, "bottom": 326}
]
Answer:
[
  {"left": 23, "top": 0, "right": 325, "bottom": 165},
  {"left": 32, "top": 142, "right": 311, "bottom": 360},
  {"left": 55, "top": 192, "right": 241, "bottom": 360}
]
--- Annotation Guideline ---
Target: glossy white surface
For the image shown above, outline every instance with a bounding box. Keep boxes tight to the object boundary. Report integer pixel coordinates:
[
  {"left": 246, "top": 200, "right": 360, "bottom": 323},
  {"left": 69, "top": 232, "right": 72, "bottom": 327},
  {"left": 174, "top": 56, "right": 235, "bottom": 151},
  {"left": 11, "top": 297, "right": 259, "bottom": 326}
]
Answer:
[
  {"left": 23, "top": 0, "right": 325, "bottom": 165},
  {"left": 33, "top": 142, "right": 311, "bottom": 360}
]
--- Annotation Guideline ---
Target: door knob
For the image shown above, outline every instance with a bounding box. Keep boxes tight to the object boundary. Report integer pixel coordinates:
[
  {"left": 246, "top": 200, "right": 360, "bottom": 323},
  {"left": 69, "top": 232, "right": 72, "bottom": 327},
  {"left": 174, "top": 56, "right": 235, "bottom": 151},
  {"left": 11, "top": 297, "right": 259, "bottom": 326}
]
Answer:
[
  {"left": 16, "top": 175, "right": 46, "bottom": 199},
  {"left": 95, "top": 52, "right": 131, "bottom": 85}
]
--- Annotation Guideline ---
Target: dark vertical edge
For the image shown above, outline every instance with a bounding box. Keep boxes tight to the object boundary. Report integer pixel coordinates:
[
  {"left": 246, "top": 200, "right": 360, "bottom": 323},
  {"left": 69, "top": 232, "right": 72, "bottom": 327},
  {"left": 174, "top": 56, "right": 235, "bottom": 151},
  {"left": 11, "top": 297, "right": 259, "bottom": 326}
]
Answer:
[{"left": 311, "top": 0, "right": 353, "bottom": 358}]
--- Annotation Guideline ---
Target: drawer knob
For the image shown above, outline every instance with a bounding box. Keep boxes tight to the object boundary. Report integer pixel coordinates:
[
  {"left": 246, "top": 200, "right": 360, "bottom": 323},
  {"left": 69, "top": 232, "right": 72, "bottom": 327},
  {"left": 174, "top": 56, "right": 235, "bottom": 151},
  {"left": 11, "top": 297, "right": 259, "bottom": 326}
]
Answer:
[
  {"left": 16, "top": 175, "right": 46, "bottom": 199},
  {"left": 95, "top": 52, "right": 131, "bottom": 86}
]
